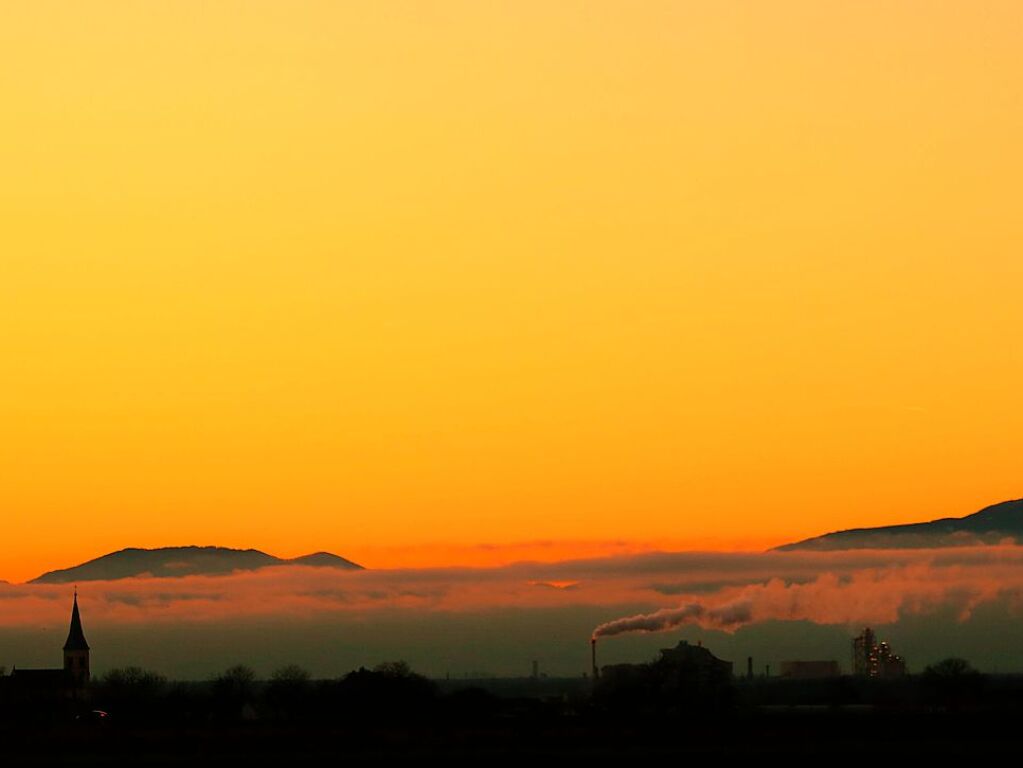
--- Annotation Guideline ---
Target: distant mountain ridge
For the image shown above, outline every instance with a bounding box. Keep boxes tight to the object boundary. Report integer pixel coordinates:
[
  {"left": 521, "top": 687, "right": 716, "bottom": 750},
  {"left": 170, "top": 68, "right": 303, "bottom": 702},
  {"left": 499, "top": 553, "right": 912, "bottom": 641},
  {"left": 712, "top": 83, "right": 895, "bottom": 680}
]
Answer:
[
  {"left": 776, "top": 498, "right": 1023, "bottom": 551},
  {"left": 30, "top": 546, "right": 363, "bottom": 584}
]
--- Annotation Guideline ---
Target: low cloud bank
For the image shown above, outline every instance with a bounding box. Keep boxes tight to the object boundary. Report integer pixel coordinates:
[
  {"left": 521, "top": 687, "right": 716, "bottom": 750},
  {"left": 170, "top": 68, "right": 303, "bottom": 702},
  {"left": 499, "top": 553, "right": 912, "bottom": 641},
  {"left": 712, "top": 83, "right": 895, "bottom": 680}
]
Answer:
[
  {"left": 6, "top": 547, "right": 1023, "bottom": 677},
  {"left": 3, "top": 546, "right": 1023, "bottom": 634},
  {"left": 592, "top": 563, "right": 1020, "bottom": 639}
]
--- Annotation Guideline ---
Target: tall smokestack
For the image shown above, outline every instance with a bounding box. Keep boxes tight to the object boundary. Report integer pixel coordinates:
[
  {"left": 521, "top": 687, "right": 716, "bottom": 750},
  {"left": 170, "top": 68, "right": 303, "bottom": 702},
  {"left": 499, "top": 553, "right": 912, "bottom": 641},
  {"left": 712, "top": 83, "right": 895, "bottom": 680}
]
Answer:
[
  {"left": 747, "top": 656, "right": 753, "bottom": 680},
  {"left": 591, "top": 638, "right": 599, "bottom": 680}
]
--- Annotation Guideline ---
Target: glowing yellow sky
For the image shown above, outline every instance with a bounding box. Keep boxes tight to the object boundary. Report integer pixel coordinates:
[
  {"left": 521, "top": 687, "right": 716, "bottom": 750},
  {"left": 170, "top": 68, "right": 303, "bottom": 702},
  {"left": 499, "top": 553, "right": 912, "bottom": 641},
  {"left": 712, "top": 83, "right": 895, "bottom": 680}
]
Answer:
[{"left": 2, "top": 2, "right": 1021, "bottom": 581}]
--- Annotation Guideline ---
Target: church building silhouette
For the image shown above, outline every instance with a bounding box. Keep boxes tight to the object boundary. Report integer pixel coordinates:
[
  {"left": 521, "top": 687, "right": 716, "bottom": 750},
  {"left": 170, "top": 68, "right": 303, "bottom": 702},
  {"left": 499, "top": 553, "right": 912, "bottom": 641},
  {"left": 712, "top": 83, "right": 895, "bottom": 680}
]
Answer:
[{"left": 2, "top": 590, "right": 91, "bottom": 703}]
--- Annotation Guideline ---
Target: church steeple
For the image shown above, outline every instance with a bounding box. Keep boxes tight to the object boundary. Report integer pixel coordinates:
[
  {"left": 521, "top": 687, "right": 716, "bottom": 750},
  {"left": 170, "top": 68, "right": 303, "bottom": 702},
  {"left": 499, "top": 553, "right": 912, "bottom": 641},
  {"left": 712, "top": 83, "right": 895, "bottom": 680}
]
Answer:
[
  {"left": 63, "top": 589, "right": 90, "bottom": 690},
  {"left": 64, "top": 588, "right": 89, "bottom": 652}
]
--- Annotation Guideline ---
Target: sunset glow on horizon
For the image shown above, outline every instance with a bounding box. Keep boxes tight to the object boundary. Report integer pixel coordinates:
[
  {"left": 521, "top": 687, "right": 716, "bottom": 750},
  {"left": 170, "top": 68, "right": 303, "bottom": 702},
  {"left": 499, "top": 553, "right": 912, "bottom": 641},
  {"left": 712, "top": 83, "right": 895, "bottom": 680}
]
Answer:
[{"left": 3, "top": 2, "right": 1022, "bottom": 584}]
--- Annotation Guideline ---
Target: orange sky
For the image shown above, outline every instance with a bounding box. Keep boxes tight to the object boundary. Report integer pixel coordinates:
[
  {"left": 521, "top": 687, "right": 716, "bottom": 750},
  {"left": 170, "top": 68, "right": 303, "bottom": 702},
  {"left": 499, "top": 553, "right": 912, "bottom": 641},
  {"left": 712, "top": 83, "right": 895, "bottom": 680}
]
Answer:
[{"left": 1, "top": 2, "right": 1021, "bottom": 583}]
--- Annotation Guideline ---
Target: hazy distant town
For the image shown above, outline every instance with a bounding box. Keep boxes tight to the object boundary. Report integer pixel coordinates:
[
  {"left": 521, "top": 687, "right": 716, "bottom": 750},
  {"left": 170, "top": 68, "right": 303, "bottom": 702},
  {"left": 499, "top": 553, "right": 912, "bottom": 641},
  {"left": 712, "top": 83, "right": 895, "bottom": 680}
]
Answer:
[{"left": 3, "top": 589, "right": 1022, "bottom": 761}]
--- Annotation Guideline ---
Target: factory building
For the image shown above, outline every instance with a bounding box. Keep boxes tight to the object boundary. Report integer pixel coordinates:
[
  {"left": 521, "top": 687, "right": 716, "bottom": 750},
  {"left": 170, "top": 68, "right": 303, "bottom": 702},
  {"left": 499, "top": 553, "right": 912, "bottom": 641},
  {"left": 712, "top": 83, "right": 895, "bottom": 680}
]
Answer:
[
  {"left": 596, "top": 638, "right": 732, "bottom": 684},
  {"left": 852, "top": 627, "right": 906, "bottom": 678},
  {"left": 658, "top": 640, "right": 733, "bottom": 678}
]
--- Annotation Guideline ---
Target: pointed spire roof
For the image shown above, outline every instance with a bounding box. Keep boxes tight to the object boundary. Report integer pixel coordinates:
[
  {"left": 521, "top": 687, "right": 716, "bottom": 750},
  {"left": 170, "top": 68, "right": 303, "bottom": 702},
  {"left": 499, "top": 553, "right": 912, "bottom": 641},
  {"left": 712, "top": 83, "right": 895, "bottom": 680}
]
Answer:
[{"left": 63, "top": 589, "right": 89, "bottom": 651}]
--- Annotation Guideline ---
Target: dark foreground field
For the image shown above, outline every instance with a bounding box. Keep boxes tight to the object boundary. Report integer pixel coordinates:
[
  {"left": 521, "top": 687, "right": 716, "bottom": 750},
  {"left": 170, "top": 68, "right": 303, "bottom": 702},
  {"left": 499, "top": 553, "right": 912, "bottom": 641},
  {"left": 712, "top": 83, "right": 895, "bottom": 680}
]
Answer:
[
  {"left": 4, "top": 709, "right": 1023, "bottom": 765},
  {"left": 4, "top": 667, "right": 1023, "bottom": 764}
]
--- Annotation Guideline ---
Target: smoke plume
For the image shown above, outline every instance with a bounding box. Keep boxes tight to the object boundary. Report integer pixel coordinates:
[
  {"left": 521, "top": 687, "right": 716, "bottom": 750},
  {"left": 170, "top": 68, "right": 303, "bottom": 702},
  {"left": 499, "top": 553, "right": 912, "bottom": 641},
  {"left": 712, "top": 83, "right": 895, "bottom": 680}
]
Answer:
[
  {"left": 592, "top": 562, "right": 1020, "bottom": 641},
  {"left": 592, "top": 599, "right": 752, "bottom": 639}
]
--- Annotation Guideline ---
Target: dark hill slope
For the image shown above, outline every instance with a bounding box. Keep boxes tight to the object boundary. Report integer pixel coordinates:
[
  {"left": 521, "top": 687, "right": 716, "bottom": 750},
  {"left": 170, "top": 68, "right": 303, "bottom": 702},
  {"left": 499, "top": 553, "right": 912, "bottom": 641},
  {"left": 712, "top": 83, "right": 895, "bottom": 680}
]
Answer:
[
  {"left": 776, "top": 499, "right": 1023, "bottom": 551},
  {"left": 30, "top": 546, "right": 363, "bottom": 583}
]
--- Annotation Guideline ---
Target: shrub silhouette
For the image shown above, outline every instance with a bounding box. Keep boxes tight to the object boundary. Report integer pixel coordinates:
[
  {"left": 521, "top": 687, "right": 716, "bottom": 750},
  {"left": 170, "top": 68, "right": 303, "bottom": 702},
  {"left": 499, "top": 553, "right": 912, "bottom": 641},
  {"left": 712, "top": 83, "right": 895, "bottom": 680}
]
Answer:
[
  {"left": 211, "top": 664, "right": 257, "bottom": 721},
  {"left": 328, "top": 660, "right": 437, "bottom": 721},
  {"left": 921, "top": 657, "right": 984, "bottom": 711},
  {"left": 266, "top": 664, "right": 311, "bottom": 720},
  {"left": 96, "top": 667, "right": 168, "bottom": 722}
]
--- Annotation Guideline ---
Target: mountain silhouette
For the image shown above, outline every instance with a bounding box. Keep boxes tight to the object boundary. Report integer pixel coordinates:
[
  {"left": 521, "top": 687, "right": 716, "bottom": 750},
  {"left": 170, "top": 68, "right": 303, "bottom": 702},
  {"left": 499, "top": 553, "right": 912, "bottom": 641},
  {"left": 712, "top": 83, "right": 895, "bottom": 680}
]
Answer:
[
  {"left": 29, "top": 546, "right": 363, "bottom": 583},
  {"left": 776, "top": 498, "right": 1023, "bottom": 551},
  {"left": 288, "top": 551, "right": 362, "bottom": 568}
]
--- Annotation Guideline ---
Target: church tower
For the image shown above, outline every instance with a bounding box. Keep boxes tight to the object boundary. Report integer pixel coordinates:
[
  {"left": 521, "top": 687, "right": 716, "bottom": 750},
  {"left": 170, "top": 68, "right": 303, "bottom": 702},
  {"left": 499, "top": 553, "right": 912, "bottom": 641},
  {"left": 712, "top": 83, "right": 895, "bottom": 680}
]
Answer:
[{"left": 63, "top": 589, "right": 90, "bottom": 690}]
